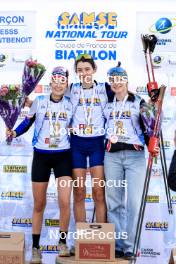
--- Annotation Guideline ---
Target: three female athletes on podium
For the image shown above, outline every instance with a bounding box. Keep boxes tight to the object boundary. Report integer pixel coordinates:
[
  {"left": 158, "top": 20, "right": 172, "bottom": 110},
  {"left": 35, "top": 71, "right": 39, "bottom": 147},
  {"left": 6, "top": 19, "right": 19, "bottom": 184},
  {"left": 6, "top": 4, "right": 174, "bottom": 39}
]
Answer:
[{"left": 7, "top": 54, "right": 159, "bottom": 263}]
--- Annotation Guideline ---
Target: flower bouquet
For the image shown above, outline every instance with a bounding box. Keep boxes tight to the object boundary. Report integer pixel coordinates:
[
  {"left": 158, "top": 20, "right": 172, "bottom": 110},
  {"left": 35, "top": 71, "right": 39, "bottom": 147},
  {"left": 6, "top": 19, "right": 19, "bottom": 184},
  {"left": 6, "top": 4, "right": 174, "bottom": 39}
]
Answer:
[
  {"left": 22, "top": 59, "right": 46, "bottom": 94},
  {"left": 20, "top": 59, "right": 46, "bottom": 106},
  {"left": 0, "top": 97, "right": 20, "bottom": 144},
  {"left": 0, "top": 85, "right": 22, "bottom": 143},
  {"left": 0, "top": 84, "right": 21, "bottom": 106},
  {"left": 0, "top": 59, "right": 46, "bottom": 144}
]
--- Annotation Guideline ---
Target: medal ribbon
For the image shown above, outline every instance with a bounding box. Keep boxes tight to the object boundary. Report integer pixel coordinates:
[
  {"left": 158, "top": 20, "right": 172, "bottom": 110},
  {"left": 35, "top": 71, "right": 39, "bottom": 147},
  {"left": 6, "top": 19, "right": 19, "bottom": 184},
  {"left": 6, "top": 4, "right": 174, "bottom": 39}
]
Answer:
[
  {"left": 48, "top": 98, "right": 64, "bottom": 137},
  {"left": 112, "top": 94, "right": 128, "bottom": 135},
  {"left": 80, "top": 84, "right": 96, "bottom": 126}
]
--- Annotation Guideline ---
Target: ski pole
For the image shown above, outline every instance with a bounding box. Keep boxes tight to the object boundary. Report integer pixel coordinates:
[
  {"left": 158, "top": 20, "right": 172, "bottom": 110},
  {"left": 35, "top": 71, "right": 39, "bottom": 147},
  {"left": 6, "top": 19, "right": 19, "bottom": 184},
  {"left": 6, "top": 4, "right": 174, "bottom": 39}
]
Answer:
[
  {"left": 133, "top": 85, "right": 166, "bottom": 263},
  {"left": 133, "top": 154, "right": 154, "bottom": 259},
  {"left": 160, "top": 131, "right": 173, "bottom": 214}
]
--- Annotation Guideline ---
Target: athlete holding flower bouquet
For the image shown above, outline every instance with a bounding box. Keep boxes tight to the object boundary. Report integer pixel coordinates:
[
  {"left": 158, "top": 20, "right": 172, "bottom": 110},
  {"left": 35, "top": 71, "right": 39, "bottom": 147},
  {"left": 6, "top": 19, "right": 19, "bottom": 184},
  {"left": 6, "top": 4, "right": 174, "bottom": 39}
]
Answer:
[
  {"left": 6, "top": 67, "right": 73, "bottom": 262},
  {"left": 0, "top": 59, "right": 46, "bottom": 144}
]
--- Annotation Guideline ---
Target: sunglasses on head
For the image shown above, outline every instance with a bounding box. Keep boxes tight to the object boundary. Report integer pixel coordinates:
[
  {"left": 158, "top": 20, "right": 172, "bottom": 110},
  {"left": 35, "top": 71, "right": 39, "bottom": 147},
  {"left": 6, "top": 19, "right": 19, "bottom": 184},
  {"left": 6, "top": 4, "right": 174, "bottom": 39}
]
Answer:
[
  {"left": 108, "top": 75, "right": 128, "bottom": 84},
  {"left": 75, "top": 54, "right": 93, "bottom": 61},
  {"left": 51, "top": 75, "right": 67, "bottom": 84}
]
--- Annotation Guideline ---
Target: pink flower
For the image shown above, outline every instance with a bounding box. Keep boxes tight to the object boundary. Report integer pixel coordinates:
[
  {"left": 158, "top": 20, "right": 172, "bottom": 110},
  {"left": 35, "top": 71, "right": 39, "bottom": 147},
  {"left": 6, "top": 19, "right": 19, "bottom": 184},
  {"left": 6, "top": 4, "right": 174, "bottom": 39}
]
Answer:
[
  {"left": 1, "top": 87, "right": 8, "bottom": 96},
  {"left": 0, "top": 90, "right": 6, "bottom": 96},
  {"left": 26, "top": 60, "right": 38, "bottom": 68}
]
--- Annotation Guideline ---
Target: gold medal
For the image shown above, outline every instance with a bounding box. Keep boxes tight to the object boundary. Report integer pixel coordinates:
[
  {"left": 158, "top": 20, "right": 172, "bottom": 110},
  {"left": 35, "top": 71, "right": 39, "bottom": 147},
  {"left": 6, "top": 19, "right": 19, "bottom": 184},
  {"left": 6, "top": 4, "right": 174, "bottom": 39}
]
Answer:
[
  {"left": 54, "top": 122, "right": 60, "bottom": 137},
  {"left": 84, "top": 125, "right": 93, "bottom": 135},
  {"left": 49, "top": 136, "right": 58, "bottom": 148}
]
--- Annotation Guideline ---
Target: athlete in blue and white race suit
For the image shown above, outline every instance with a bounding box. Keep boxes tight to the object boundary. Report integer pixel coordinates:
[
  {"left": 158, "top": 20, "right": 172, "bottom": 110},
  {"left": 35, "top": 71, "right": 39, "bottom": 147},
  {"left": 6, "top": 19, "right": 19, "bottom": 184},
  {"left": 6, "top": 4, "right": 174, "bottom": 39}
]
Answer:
[
  {"left": 6, "top": 67, "right": 73, "bottom": 261},
  {"left": 68, "top": 54, "right": 113, "bottom": 224}
]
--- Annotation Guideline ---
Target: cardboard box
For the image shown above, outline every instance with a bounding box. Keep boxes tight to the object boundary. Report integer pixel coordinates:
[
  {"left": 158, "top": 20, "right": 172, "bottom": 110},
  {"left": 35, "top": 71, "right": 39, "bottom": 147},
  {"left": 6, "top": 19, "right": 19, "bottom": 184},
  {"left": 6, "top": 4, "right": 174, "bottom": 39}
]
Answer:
[
  {"left": 75, "top": 223, "right": 115, "bottom": 262},
  {"left": 56, "top": 256, "right": 129, "bottom": 264},
  {"left": 0, "top": 232, "right": 25, "bottom": 264}
]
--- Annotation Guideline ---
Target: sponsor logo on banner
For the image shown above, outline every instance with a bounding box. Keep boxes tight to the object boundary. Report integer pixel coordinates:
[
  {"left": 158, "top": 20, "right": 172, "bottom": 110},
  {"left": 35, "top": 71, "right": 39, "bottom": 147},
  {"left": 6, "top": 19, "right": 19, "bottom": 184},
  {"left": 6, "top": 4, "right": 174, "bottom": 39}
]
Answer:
[
  {"left": 163, "top": 116, "right": 172, "bottom": 124},
  {"left": 0, "top": 53, "right": 8, "bottom": 62},
  {"left": 45, "top": 219, "right": 60, "bottom": 227},
  {"left": 137, "top": 13, "right": 176, "bottom": 52},
  {"left": 168, "top": 57, "right": 176, "bottom": 65},
  {"left": 10, "top": 137, "right": 29, "bottom": 148},
  {"left": 3, "top": 165, "right": 27, "bottom": 173},
  {"left": 139, "top": 248, "right": 160, "bottom": 257},
  {"left": 152, "top": 55, "right": 164, "bottom": 68},
  {"left": 0, "top": 53, "right": 8, "bottom": 67},
  {"left": 171, "top": 87, "right": 176, "bottom": 96},
  {"left": 12, "top": 218, "right": 32, "bottom": 227},
  {"left": 151, "top": 168, "right": 162, "bottom": 177},
  {"left": 150, "top": 17, "right": 175, "bottom": 34},
  {"left": 136, "top": 86, "right": 148, "bottom": 95},
  {"left": 145, "top": 221, "right": 168, "bottom": 231},
  {"left": 163, "top": 140, "right": 171, "bottom": 149},
  {"left": 40, "top": 245, "right": 58, "bottom": 253},
  {"left": 149, "top": 17, "right": 174, "bottom": 46},
  {"left": 146, "top": 195, "right": 160, "bottom": 203},
  {"left": 45, "top": 12, "right": 129, "bottom": 61},
  {"left": 34, "top": 85, "right": 50, "bottom": 94},
  {"left": 18, "top": 110, "right": 29, "bottom": 119},
  {"left": 85, "top": 193, "right": 93, "bottom": 202},
  {"left": 47, "top": 192, "right": 58, "bottom": 201},
  {"left": 171, "top": 196, "right": 176, "bottom": 204},
  {"left": 0, "top": 191, "right": 24, "bottom": 200},
  {"left": 0, "top": 11, "right": 36, "bottom": 49}
]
